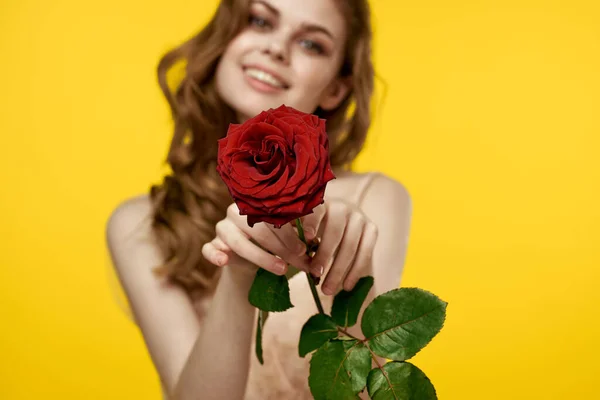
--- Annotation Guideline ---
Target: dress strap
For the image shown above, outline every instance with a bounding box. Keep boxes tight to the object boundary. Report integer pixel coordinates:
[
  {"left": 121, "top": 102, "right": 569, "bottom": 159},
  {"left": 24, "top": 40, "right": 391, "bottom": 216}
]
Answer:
[{"left": 354, "top": 172, "right": 380, "bottom": 209}]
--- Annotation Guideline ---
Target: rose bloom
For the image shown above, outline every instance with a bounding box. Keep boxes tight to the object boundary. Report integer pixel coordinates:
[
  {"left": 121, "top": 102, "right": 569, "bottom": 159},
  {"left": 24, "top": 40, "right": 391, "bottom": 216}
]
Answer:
[{"left": 216, "top": 104, "right": 336, "bottom": 228}]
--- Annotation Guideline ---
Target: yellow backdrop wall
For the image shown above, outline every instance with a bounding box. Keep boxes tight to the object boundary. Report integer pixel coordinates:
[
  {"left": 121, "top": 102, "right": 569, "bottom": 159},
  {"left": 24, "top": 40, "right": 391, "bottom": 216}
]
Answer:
[{"left": 1, "top": 0, "right": 598, "bottom": 398}]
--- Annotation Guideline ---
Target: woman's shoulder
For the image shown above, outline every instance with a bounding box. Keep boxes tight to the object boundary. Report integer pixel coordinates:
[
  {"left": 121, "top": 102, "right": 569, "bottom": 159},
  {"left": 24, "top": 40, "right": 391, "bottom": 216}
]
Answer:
[
  {"left": 328, "top": 170, "right": 409, "bottom": 207},
  {"left": 333, "top": 169, "right": 404, "bottom": 188},
  {"left": 106, "top": 193, "right": 157, "bottom": 244},
  {"left": 107, "top": 193, "right": 153, "bottom": 227},
  {"left": 105, "top": 193, "right": 158, "bottom": 277},
  {"left": 106, "top": 194, "right": 207, "bottom": 392}
]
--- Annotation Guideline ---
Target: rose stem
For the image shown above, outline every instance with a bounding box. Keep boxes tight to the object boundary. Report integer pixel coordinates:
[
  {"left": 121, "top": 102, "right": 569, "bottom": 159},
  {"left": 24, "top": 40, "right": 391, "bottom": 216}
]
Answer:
[{"left": 295, "top": 218, "right": 325, "bottom": 315}]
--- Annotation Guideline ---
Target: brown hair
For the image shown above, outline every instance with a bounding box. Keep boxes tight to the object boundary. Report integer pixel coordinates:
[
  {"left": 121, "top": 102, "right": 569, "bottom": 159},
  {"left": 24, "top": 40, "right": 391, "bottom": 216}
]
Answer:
[{"left": 149, "top": 0, "right": 376, "bottom": 298}]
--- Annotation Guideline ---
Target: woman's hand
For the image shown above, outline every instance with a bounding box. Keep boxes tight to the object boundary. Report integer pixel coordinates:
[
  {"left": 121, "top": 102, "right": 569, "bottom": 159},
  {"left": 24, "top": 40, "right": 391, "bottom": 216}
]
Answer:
[
  {"left": 301, "top": 198, "right": 379, "bottom": 296},
  {"left": 201, "top": 203, "right": 314, "bottom": 277}
]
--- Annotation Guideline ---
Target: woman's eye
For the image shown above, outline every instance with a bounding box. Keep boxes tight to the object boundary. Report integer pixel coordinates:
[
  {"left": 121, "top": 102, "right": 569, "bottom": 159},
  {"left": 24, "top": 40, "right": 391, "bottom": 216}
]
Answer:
[
  {"left": 300, "top": 40, "right": 325, "bottom": 54},
  {"left": 249, "top": 15, "right": 271, "bottom": 29}
]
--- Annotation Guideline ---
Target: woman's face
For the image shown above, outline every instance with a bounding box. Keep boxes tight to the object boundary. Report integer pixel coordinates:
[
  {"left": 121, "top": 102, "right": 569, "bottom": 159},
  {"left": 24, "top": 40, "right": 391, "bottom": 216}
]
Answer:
[{"left": 215, "top": 0, "right": 350, "bottom": 122}]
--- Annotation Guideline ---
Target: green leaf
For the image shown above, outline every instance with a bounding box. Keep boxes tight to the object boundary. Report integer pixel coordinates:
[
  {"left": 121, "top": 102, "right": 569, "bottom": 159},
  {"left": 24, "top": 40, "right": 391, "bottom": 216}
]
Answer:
[
  {"left": 367, "top": 361, "right": 437, "bottom": 400},
  {"left": 255, "top": 310, "right": 266, "bottom": 364},
  {"left": 248, "top": 268, "right": 294, "bottom": 312},
  {"left": 308, "top": 339, "right": 371, "bottom": 400},
  {"left": 362, "top": 288, "right": 447, "bottom": 361},
  {"left": 331, "top": 276, "right": 374, "bottom": 328},
  {"left": 344, "top": 341, "right": 371, "bottom": 394},
  {"left": 299, "top": 314, "right": 339, "bottom": 357},
  {"left": 285, "top": 264, "right": 303, "bottom": 280}
]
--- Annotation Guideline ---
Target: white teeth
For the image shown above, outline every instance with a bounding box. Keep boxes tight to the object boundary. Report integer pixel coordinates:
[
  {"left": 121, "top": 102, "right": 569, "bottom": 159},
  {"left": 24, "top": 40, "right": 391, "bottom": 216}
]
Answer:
[{"left": 245, "top": 68, "right": 286, "bottom": 88}]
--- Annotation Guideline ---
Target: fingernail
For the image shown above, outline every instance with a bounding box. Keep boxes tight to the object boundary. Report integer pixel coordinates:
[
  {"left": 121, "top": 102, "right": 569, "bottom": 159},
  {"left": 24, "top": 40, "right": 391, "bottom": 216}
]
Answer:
[
  {"left": 275, "top": 260, "right": 287, "bottom": 273},
  {"left": 300, "top": 256, "right": 312, "bottom": 271},
  {"left": 311, "top": 265, "right": 324, "bottom": 277},
  {"left": 216, "top": 255, "right": 227, "bottom": 266},
  {"left": 305, "top": 229, "right": 315, "bottom": 240}
]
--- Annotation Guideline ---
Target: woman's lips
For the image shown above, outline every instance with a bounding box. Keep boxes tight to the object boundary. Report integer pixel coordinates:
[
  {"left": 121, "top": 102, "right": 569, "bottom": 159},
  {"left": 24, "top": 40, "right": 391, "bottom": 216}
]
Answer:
[
  {"left": 244, "top": 73, "right": 285, "bottom": 93},
  {"left": 242, "top": 66, "right": 290, "bottom": 93}
]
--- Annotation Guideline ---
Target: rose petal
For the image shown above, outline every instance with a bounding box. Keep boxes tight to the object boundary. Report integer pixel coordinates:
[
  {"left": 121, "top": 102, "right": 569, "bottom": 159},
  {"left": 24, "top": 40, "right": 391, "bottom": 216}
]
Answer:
[{"left": 218, "top": 105, "right": 336, "bottom": 226}]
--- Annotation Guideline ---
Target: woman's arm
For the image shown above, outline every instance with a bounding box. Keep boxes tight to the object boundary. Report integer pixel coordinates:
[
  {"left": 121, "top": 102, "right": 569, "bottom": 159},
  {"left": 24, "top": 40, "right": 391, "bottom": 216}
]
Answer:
[
  {"left": 171, "top": 267, "right": 257, "bottom": 400},
  {"left": 336, "top": 174, "right": 413, "bottom": 399},
  {"left": 106, "top": 196, "right": 259, "bottom": 400}
]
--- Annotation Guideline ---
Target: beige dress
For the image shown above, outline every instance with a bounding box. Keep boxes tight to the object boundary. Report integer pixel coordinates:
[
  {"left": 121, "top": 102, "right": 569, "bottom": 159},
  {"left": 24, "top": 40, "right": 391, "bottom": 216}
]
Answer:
[{"left": 107, "top": 172, "right": 379, "bottom": 399}]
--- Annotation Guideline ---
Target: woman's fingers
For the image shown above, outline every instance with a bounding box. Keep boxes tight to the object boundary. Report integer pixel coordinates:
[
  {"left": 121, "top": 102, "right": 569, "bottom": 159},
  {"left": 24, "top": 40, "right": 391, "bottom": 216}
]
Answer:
[
  {"left": 301, "top": 203, "right": 327, "bottom": 241},
  {"left": 321, "top": 213, "right": 366, "bottom": 295},
  {"left": 250, "top": 222, "right": 313, "bottom": 272},
  {"left": 201, "top": 239, "right": 229, "bottom": 267},
  {"left": 343, "top": 222, "right": 378, "bottom": 292},
  {"left": 215, "top": 219, "right": 288, "bottom": 275},
  {"left": 212, "top": 237, "right": 231, "bottom": 252},
  {"left": 226, "top": 204, "right": 312, "bottom": 271},
  {"left": 266, "top": 221, "right": 306, "bottom": 256},
  {"left": 309, "top": 202, "right": 349, "bottom": 278}
]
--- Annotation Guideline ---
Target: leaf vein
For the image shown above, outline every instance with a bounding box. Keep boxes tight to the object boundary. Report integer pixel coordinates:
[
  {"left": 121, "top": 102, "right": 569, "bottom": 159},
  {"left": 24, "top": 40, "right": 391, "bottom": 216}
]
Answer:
[
  {"left": 326, "top": 341, "right": 362, "bottom": 398},
  {"left": 366, "top": 306, "right": 441, "bottom": 342}
]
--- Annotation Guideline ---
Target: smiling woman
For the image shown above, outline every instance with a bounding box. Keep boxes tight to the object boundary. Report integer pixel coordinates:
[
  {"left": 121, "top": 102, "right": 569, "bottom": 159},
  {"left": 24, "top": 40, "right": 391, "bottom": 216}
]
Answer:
[
  {"left": 215, "top": 0, "right": 352, "bottom": 121},
  {"left": 104, "top": 0, "right": 404, "bottom": 399}
]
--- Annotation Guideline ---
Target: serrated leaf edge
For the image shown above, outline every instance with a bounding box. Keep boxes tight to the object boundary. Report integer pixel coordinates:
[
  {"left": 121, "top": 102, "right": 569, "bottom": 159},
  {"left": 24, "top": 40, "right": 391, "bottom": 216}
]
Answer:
[
  {"left": 362, "top": 287, "right": 448, "bottom": 360},
  {"left": 248, "top": 269, "right": 295, "bottom": 312},
  {"left": 366, "top": 304, "right": 447, "bottom": 360},
  {"left": 368, "top": 361, "right": 438, "bottom": 400},
  {"left": 299, "top": 314, "right": 339, "bottom": 357},
  {"left": 328, "top": 341, "right": 363, "bottom": 399},
  {"left": 309, "top": 339, "right": 363, "bottom": 399},
  {"left": 331, "top": 276, "right": 374, "bottom": 328},
  {"left": 255, "top": 310, "right": 264, "bottom": 364}
]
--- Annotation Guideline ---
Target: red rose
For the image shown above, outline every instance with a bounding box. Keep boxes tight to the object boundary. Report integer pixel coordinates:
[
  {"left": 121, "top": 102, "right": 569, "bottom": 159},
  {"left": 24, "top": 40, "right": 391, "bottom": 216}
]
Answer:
[{"left": 216, "top": 104, "right": 336, "bottom": 228}]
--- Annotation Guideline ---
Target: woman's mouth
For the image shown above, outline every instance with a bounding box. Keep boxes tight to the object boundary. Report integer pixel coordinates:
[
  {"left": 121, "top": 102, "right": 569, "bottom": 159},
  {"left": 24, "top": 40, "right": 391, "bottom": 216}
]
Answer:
[{"left": 243, "top": 66, "right": 290, "bottom": 93}]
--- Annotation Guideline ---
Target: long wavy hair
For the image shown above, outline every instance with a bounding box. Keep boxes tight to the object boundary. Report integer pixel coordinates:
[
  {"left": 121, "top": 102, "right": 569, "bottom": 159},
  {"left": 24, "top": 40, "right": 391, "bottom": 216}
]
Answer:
[{"left": 149, "top": 0, "right": 376, "bottom": 299}]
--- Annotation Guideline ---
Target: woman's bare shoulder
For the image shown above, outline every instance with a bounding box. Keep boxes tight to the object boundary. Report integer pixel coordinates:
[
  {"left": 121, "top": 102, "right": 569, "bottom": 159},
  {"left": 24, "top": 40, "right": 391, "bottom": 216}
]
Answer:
[
  {"left": 105, "top": 194, "right": 161, "bottom": 257},
  {"left": 105, "top": 193, "right": 168, "bottom": 297},
  {"left": 329, "top": 170, "right": 409, "bottom": 207},
  {"left": 107, "top": 193, "right": 153, "bottom": 228},
  {"left": 105, "top": 193, "right": 203, "bottom": 391}
]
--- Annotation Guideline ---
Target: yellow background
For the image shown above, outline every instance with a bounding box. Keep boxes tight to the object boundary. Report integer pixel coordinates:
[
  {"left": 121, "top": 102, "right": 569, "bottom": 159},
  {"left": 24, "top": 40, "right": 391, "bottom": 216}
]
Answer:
[{"left": 1, "top": 0, "right": 599, "bottom": 398}]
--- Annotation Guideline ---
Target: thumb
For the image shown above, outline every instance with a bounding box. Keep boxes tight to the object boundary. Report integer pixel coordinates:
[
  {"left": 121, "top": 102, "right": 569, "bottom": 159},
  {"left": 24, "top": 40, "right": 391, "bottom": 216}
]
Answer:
[
  {"left": 301, "top": 203, "right": 326, "bottom": 241},
  {"left": 304, "top": 225, "right": 316, "bottom": 241}
]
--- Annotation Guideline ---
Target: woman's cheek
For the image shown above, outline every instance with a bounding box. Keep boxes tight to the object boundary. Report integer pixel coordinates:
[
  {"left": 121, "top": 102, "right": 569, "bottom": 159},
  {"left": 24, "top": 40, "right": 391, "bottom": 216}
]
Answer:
[{"left": 300, "top": 69, "right": 336, "bottom": 97}]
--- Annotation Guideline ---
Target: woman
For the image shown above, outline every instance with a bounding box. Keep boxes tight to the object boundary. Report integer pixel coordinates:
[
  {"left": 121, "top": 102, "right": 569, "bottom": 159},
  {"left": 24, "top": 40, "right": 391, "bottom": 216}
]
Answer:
[{"left": 106, "top": 0, "right": 412, "bottom": 398}]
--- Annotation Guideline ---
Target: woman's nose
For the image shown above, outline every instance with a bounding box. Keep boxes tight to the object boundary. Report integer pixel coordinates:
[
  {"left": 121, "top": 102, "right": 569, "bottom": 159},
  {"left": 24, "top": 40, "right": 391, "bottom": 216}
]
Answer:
[{"left": 262, "top": 39, "right": 289, "bottom": 64}]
